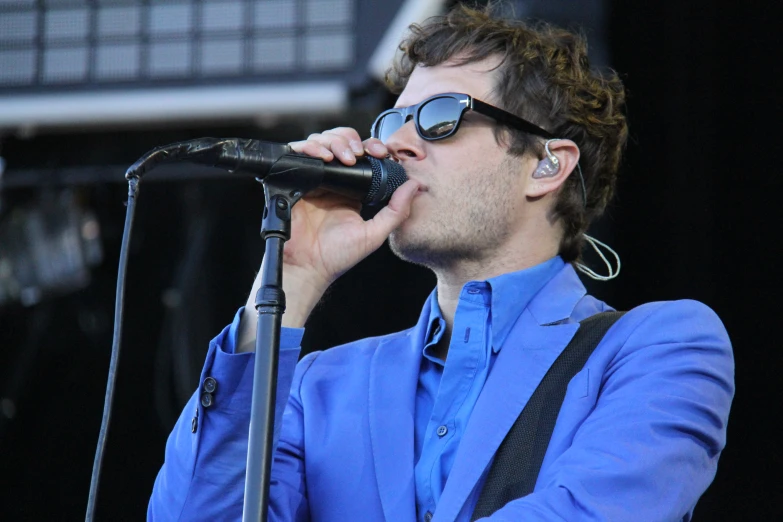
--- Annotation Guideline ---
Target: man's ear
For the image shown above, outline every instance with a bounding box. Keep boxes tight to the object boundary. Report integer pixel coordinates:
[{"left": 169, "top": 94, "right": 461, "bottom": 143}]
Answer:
[{"left": 525, "top": 139, "right": 581, "bottom": 198}]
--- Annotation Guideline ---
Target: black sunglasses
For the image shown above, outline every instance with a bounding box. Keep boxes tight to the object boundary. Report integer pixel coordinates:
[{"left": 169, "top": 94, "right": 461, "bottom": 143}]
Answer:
[{"left": 371, "top": 92, "right": 555, "bottom": 143}]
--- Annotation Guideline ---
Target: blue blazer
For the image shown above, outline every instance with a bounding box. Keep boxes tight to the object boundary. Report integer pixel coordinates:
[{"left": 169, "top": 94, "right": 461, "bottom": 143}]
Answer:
[{"left": 149, "top": 264, "right": 734, "bottom": 521}]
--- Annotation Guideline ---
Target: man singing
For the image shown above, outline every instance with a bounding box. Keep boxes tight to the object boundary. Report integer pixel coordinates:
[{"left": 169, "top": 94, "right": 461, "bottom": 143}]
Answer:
[{"left": 148, "top": 5, "right": 734, "bottom": 521}]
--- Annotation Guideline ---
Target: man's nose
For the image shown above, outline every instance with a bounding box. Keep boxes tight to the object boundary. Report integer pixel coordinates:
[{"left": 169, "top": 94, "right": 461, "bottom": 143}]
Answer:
[{"left": 385, "top": 119, "right": 425, "bottom": 161}]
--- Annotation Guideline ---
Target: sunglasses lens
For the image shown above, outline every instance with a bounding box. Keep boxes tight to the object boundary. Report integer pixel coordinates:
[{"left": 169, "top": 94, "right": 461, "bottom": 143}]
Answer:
[
  {"left": 375, "top": 112, "right": 404, "bottom": 143},
  {"left": 418, "top": 97, "right": 459, "bottom": 139}
]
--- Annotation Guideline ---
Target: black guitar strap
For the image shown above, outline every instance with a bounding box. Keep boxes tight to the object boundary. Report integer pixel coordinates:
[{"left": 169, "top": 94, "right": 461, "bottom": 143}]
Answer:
[{"left": 471, "top": 311, "right": 625, "bottom": 521}]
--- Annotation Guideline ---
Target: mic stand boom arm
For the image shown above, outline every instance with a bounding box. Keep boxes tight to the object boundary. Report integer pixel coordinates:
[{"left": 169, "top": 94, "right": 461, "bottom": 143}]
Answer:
[{"left": 124, "top": 137, "right": 292, "bottom": 178}]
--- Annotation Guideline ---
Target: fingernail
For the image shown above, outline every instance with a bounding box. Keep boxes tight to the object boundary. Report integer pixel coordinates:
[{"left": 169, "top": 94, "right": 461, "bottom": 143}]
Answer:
[
  {"left": 343, "top": 150, "right": 355, "bottom": 161},
  {"left": 349, "top": 140, "right": 363, "bottom": 154},
  {"left": 371, "top": 143, "right": 386, "bottom": 154}
]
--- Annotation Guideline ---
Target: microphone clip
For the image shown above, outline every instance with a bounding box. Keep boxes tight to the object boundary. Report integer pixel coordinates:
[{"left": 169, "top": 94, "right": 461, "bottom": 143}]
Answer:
[{"left": 260, "top": 154, "right": 328, "bottom": 241}]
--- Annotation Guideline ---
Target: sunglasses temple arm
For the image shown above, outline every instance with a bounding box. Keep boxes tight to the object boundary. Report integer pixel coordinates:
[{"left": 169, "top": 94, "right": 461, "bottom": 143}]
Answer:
[{"left": 471, "top": 99, "right": 555, "bottom": 140}]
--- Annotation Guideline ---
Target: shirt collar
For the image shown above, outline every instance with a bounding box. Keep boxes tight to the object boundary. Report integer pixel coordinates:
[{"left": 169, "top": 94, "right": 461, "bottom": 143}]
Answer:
[
  {"left": 420, "top": 256, "right": 564, "bottom": 354},
  {"left": 422, "top": 292, "right": 446, "bottom": 355},
  {"left": 487, "top": 256, "right": 564, "bottom": 351}
]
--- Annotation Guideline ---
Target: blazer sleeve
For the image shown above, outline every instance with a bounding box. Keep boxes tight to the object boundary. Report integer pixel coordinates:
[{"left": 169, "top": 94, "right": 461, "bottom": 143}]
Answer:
[
  {"left": 147, "top": 311, "right": 307, "bottom": 521},
  {"left": 481, "top": 299, "right": 735, "bottom": 522}
]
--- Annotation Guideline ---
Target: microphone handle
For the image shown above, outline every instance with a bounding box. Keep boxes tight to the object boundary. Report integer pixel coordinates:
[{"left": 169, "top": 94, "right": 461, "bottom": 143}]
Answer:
[
  {"left": 263, "top": 153, "right": 405, "bottom": 205},
  {"left": 321, "top": 158, "right": 377, "bottom": 201},
  {"left": 262, "top": 153, "right": 374, "bottom": 203}
]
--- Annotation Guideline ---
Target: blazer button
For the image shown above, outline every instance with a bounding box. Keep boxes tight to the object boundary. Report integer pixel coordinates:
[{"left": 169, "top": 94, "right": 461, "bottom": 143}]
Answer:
[
  {"left": 200, "top": 392, "right": 214, "bottom": 408},
  {"left": 203, "top": 376, "right": 217, "bottom": 394}
]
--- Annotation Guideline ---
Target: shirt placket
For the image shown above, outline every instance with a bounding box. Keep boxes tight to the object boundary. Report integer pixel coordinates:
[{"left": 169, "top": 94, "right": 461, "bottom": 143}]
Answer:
[{"left": 421, "top": 292, "right": 489, "bottom": 519}]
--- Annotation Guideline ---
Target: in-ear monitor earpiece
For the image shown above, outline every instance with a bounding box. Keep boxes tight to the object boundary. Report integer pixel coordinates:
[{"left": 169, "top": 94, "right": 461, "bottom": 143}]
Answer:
[{"left": 532, "top": 139, "right": 561, "bottom": 178}]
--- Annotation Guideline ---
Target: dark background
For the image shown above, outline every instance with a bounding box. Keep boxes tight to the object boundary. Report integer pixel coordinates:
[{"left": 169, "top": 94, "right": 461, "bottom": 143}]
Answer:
[{"left": 1, "top": 0, "right": 780, "bottom": 520}]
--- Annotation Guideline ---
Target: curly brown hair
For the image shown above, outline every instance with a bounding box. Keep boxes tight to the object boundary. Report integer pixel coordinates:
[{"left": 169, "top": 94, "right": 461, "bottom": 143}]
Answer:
[{"left": 385, "top": 3, "right": 628, "bottom": 263}]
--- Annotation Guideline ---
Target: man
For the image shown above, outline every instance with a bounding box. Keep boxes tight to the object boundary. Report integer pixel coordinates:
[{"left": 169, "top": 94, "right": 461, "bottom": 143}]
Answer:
[{"left": 148, "top": 5, "right": 734, "bottom": 521}]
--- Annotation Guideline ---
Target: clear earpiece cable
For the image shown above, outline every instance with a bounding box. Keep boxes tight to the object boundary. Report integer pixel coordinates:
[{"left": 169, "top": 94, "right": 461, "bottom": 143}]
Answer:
[
  {"left": 554, "top": 153, "right": 620, "bottom": 281},
  {"left": 576, "top": 234, "right": 621, "bottom": 281}
]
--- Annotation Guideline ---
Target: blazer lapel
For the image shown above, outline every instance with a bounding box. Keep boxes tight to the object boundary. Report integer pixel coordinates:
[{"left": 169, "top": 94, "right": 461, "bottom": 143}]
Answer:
[
  {"left": 368, "top": 319, "right": 427, "bottom": 521},
  {"left": 433, "top": 265, "right": 587, "bottom": 522}
]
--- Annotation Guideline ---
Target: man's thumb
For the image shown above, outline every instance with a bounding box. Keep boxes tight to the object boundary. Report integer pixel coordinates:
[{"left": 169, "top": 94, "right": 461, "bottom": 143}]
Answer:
[{"left": 363, "top": 179, "right": 421, "bottom": 248}]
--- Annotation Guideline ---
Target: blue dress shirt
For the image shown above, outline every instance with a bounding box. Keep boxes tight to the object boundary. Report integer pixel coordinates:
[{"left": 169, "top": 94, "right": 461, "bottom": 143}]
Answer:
[{"left": 413, "top": 257, "right": 563, "bottom": 521}]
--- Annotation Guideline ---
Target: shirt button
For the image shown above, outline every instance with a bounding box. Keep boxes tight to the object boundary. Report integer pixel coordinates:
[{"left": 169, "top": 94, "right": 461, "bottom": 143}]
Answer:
[
  {"left": 200, "top": 392, "right": 214, "bottom": 408},
  {"left": 203, "top": 376, "right": 217, "bottom": 393},
  {"left": 424, "top": 511, "right": 433, "bottom": 522},
  {"left": 436, "top": 425, "right": 448, "bottom": 437},
  {"left": 467, "top": 287, "right": 480, "bottom": 294}
]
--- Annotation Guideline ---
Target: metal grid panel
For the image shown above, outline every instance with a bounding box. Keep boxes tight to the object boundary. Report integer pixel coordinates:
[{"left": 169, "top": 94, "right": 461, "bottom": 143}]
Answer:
[{"left": 0, "top": 0, "right": 356, "bottom": 90}]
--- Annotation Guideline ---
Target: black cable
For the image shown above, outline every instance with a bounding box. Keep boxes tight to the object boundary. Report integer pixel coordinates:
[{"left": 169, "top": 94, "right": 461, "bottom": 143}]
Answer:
[{"left": 85, "top": 176, "right": 140, "bottom": 521}]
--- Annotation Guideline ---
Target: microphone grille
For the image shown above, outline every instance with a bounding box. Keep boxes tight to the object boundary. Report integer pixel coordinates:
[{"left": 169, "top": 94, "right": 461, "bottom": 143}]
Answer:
[
  {"left": 384, "top": 160, "right": 408, "bottom": 199},
  {"left": 365, "top": 157, "right": 408, "bottom": 205}
]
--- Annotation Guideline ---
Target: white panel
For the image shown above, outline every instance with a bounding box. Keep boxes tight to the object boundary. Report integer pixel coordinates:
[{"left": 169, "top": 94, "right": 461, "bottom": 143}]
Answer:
[
  {"left": 200, "top": 39, "right": 243, "bottom": 75},
  {"left": 305, "top": 0, "right": 352, "bottom": 26},
  {"left": 304, "top": 33, "right": 351, "bottom": 70},
  {"left": 368, "top": 0, "right": 446, "bottom": 81},
  {"left": 97, "top": 6, "right": 141, "bottom": 37},
  {"left": 95, "top": 43, "right": 140, "bottom": 79},
  {"left": 0, "top": 0, "right": 36, "bottom": 7},
  {"left": 0, "top": 82, "right": 349, "bottom": 128},
  {"left": 149, "top": 3, "right": 193, "bottom": 36},
  {"left": 254, "top": 0, "right": 296, "bottom": 29},
  {"left": 201, "top": 1, "right": 244, "bottom": 32},
  {"left": 0, "top": 49, "right": 36, "bottom": 85},
  {"left": 42, "top": 46, "right": 88, "bottom": 82},
  {"left": 253, "top": 37, "right": 296, "bottom": 72},
  {"left": 0, "top": 11, "right": 37, "bottom": 42},
  {"left": 44, "top": 8, "right": 89, "bottom": 41},
  {"left": 149, "top": 41, "right": 191, "bottom": 77}
]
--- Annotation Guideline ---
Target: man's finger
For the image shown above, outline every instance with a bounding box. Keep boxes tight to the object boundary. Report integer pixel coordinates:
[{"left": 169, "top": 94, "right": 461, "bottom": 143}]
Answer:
[
  {"left": 326, "top": 127, "right": 365, "bottom": 154},
  {"left": 321, "top": 131, "right": 358, "bottom": 164},
  {"left": 289, "top": 139, "right": 335, "bottom": 162},
  {"left": 291, "top": 133, "right": 357, "bottom": 165},
  {"left": 363, "top": 138, "right": 389, "bottom": 158}
]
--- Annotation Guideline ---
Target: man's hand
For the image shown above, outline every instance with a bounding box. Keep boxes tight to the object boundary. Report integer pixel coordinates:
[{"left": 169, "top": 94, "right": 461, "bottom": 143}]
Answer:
[{"left": 237, "top": 128, "right": 420, "bottom": 352}]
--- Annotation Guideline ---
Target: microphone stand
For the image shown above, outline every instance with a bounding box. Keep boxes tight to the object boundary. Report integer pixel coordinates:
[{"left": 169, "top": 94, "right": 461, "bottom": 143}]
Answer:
[
  {"left": 241, "top": 156, "right": 322, "bottom": 522},
  {"left": 121, "top": 138, "right": 393, "bottom": 521}
]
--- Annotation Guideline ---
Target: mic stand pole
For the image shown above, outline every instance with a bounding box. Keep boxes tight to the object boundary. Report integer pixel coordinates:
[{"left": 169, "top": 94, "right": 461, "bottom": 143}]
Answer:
[{"left": 241, "top": 161, "right": 319, "bottom": 522}]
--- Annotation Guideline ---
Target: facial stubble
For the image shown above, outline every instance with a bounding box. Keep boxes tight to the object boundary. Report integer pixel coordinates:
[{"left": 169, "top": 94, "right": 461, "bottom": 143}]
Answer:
[{"left": 388, "top": 155, "right": 521, "bottom": 270}]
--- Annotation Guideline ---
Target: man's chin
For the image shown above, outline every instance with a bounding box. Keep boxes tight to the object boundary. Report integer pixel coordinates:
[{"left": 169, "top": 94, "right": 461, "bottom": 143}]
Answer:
[
  {"left": 389, "top": 231, "right": 427, "bottom": 264},
  {"left": 389, "top": 231, "right": 451, "bottom": 268}
]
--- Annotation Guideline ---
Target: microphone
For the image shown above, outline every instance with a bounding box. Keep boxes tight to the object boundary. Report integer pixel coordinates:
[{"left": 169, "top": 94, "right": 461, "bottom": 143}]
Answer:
[{"left": 125, "top": 137, "right": 407, "bottom": 206}]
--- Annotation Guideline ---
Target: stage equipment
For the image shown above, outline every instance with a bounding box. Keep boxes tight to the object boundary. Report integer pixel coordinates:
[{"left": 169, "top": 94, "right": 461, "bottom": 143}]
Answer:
[{"left": 0, "top": 191, "right": 102, "bottom": 307}]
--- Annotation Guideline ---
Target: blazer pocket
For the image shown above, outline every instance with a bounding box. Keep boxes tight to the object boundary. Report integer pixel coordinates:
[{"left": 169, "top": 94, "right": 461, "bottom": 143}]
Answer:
[{"left": 567, "top": 368, "right": 590, "bottom": 399}]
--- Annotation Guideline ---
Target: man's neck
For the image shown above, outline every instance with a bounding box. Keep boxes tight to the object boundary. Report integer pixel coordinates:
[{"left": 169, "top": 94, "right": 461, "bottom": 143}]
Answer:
[{"left": 431, "top": 247, "right": 558, "bottom": 360}]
